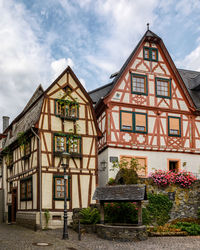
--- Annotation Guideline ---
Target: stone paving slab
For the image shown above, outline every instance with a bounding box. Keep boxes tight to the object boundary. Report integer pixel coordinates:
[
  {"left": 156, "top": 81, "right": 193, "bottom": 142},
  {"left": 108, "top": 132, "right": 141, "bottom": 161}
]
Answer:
[{"left": 1, "top": 223, "right": 200, "bottom": 250}]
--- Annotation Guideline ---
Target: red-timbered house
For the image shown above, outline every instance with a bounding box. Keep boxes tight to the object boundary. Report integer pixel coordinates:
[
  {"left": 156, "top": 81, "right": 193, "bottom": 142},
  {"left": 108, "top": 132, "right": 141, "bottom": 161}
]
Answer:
[{"left": 89, "top": 29, "right": 200, "bottom": 186}]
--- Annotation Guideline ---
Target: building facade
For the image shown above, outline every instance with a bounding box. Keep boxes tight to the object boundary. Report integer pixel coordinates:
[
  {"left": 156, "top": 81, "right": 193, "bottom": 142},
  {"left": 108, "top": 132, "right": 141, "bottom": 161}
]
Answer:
[
  {"left": 0, "top": 66, "right": 100, "bottom": 229},
  {"left": 89, "top": 29, "right": 200, "bottom": 186}
]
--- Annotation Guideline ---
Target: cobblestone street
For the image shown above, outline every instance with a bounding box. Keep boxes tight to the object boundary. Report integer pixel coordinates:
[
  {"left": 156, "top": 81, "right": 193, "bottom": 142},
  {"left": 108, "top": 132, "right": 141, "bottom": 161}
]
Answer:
[{"left": 1, "top": 223, "right": 200, "bottom": 250}]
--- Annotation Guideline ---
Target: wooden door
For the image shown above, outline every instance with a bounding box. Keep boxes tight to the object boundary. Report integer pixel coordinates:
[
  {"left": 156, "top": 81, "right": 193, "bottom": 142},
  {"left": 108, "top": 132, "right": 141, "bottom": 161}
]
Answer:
[{"left": 11, "top": 188, "right": 17, "bottom": 223}]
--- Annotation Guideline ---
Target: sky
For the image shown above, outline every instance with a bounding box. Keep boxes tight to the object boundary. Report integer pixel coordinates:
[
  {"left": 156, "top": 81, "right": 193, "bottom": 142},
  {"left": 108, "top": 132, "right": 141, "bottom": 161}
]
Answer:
[{"left": 1, "top": 0, "right": 200, "bottom": 132}]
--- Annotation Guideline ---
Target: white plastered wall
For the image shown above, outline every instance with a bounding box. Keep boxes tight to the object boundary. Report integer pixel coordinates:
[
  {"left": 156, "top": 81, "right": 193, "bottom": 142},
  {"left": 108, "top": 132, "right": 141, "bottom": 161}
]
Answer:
[{"left": 99, "top": 147, "right": 200, "bottom": 186}]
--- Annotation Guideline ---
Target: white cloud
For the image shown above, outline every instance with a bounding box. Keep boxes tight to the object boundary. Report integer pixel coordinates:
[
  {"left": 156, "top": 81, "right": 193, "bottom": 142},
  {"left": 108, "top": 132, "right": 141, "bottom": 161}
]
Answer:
[
  {"left": 177, "top": 41, "right": 200, "bottom": 71},
  {"left": 51, "top": 58, "right": 74, "bottom": 79},
  {"left": 86, "top": 0, "right": 159, "bottom": 74},
  {"left": 0, "top": 0, "right": 53, "bottom": 132}
]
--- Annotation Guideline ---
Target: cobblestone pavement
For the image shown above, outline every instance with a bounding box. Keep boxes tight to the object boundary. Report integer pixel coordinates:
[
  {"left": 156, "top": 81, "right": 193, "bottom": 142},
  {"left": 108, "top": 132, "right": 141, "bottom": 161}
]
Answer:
[{"left": 1, "top": 223, "right": 200, "bottom": 250}]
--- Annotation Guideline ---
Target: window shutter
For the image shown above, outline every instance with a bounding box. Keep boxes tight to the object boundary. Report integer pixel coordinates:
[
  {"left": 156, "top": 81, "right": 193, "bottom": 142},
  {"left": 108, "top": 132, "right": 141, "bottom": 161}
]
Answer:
[
  {"left": 121, "top": 112, "right": 133, "bottom": 130},
  {"left": 169, "top": 117, "right": 179, "bottom": 130},
  {"left": 135, "top": 114, "right": 146, "bottom": 127}
]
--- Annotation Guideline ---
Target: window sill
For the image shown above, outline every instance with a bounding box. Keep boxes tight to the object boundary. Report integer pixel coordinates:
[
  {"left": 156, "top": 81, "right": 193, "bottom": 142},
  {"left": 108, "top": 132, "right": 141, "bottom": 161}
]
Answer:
[{"left": 53, "top": 198, "right": 70, "bottom": 201}]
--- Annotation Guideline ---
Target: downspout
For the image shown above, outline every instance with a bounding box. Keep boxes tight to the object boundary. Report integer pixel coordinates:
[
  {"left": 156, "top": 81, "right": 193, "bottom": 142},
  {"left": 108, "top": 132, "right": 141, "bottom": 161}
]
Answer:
[{"left": 31, "top": 126, "right": 42, "bottom": 229}]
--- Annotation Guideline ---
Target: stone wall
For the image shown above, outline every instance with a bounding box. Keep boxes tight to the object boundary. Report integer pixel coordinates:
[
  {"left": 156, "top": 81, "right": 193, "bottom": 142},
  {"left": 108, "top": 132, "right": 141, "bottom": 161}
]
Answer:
[
  {"left": 0, "top": 190, "right": 4, "bottom": 223},
  {"left": 142, "top": 179, "right": 200, "bottom": 220},
  {"left": 96, "top": 224, "right": 147, "bottom": 241}
]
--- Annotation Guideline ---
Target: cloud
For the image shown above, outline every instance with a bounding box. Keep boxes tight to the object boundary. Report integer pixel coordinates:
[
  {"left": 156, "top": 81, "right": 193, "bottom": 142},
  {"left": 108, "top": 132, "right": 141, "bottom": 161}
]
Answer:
[
  {"left": 177, "top": 41, "right": 200, "bottom": 71},
  {"left": 0, "top": 1, "right": 53, "bottom": 131},
  {"left": 51, "top": 58, "right": 74, "bottom": 79}
]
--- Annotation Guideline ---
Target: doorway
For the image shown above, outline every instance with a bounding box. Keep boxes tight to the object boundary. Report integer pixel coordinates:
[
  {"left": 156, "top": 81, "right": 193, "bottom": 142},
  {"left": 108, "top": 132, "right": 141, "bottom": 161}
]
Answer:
[{"left": 11, "top": 187, "right": 17, "bottom": 223}]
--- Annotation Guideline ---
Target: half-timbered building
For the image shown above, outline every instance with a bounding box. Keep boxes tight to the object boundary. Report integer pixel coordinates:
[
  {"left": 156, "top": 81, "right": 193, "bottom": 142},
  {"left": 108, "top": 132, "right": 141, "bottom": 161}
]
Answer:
[
  {"left": 0, "top": 66, "right": 100, "bottom": 229},
  {"left": 89, "top": 29, "right": 200, "bottom": 186}
]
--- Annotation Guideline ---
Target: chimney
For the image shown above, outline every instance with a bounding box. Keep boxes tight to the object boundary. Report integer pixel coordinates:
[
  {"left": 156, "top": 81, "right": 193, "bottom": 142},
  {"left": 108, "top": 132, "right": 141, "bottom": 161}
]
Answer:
[{"left": 3, "top": 116, "right": 10, "bottom": 132}]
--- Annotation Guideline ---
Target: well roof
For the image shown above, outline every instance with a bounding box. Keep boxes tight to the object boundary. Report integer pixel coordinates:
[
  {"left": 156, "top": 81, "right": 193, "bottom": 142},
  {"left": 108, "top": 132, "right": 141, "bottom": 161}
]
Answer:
[{"left": 93, "top": 184, "right": 147, "bottom": 202}]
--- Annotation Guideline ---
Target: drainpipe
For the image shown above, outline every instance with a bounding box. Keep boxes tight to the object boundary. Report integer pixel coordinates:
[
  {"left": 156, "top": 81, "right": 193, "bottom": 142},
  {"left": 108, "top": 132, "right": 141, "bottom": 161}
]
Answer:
[{"left": 31, "top": 126, "right": 42, "bottom": 229}]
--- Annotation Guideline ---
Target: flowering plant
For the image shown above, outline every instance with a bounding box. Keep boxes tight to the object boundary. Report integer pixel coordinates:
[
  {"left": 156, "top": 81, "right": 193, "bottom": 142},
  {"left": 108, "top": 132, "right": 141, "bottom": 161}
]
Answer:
[{"left": 150, "top": 170, "right": 196, "bottom": 188}]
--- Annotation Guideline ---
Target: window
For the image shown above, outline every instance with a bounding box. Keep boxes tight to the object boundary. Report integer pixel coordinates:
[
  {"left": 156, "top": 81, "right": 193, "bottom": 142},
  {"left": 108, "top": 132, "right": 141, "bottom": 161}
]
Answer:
[
  {"left": 120, "top": 111, "right": 133, "bottom": 131},
  {"left": 134, "top": 112, "right": 148, "bottom": 134},
  {"left": 54, "top": 134, "right": 81, "bottom": 156},
  {"left": 131, "top": 73, "right": 148, "bottom": 95},
  {"left": 168, "top": 116, "right": 181, "bottom": 137},
  {"left": 143, "top": 47, "right": 158, "bottom": 61},
  {"left": 55, "top": 100, "right": 79, "bottom": 119},
  {"left": 168, "top": 159, "right": 180, "bottom": 172},
  {"left": 120, "top": 111, "right": 148, "bottom": 134},
  {"left": 68, "top": 137, "right": 81, "bottom": 154},
  {"left": 55, "top": 136, "right": 66, "bottom": 152},
  {"left": 54, "top": 176, "right": 70, "bottom": 200},
  {"left": 155, "top": 78, "right": 171, "bottom": 98},
  {"left": 20, "top": 177, "right": 32, "bottom": 201},
  {"left": 120, "top": 156, "right": 147, "bottom": 177}
]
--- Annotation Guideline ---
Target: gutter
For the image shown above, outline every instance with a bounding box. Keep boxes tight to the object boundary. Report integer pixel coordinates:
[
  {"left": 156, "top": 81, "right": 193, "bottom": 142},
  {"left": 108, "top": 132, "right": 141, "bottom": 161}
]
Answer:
[{"left": 31, "top": 126, "right": 42, "bottom": 229}]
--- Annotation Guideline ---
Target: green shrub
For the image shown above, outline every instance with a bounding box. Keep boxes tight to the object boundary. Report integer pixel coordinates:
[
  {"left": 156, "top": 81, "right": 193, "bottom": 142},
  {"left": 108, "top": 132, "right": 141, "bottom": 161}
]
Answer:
[
  {"left": 79, "top": 207, "right": 100, "bottom": 224},
  {"left": 104, "top": 202, "right": 138, "bottom": 224},
  {"left": 112, "top": 158, "right": 144, "bottom": 184},
  {"left": 171, "top": 217, "right": 200, "bottom": 225},
  {"left": 143, "top": 193, "right": 173, "bottom": 225},
  {"left": 107, "top": 177, "right": 115, "bottom": 185},
  {"left": 174, "top": 222, "right": 200, "bottom": 235}
]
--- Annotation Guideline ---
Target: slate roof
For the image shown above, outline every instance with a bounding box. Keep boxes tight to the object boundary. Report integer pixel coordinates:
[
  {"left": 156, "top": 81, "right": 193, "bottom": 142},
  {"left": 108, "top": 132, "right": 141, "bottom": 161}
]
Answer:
[
  {"left": 88, "top": 30, "right": 200, "bottom": 110},
  {"left": 2, "top": 86, "right": 44, "bottom": 148},
  {"left": 89, "top": 83, "right": 113, "bottom": 104},
  {"left": 92, "top": 184, "right": 147, "bottom": 201},
  {"left": 178, "top": 69, "right": 200, "bottom": 109}
]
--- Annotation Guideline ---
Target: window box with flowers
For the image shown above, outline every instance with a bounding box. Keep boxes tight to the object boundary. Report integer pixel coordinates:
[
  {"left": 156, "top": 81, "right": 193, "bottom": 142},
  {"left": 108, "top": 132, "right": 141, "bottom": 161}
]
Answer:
[{"left": 55, "top": 99, "right": 79, "bottom": 121}]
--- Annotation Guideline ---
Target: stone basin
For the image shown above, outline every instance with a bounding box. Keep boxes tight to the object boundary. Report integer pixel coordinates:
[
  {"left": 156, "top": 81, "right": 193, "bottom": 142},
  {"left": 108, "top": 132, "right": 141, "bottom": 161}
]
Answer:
[{"left": 96, "top": 224, "right": 147, "bottom": 241}]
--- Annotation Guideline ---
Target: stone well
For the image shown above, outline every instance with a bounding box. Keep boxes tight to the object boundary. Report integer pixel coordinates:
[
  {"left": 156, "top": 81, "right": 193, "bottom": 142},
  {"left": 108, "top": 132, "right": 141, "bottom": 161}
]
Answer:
[{"left": 93, "top": 184, "right": 148, "bottom": 241}]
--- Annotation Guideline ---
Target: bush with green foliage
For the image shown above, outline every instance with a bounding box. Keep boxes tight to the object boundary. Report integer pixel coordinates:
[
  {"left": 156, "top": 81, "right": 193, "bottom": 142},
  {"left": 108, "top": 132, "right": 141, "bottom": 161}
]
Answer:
[
  {"left": 104, "top": 193, "right": 172, "bottom": 226},
  {"left": 104, "top": 202, "right": 138, "bottom": 224},
  {"left": 112, "top": 157, "right": 144, "bottom": 185},
  {"left": 173, "top": 222, "right": 200, "bottom": 235},
  {"left": 79, "top": 207, "right": 100, "bottom": 224},
  {"left": 107, "top": 177, "right": 116, "bottom": 185},
  {"left": 143, "top": 193, "right": 173, "bottom": 225}
]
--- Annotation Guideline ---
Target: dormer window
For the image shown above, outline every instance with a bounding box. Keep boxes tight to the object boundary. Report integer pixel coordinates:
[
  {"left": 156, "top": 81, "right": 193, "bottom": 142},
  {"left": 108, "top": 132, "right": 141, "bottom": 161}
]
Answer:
[{"left": 143, "top": 47, "right": 158, "bottom": 62}]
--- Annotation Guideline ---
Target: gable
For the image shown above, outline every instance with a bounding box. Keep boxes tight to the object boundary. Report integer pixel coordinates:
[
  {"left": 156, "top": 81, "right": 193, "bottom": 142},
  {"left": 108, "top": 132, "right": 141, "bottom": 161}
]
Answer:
[{"left": 106, "top": 39, "right": 193, "bottom": 112}]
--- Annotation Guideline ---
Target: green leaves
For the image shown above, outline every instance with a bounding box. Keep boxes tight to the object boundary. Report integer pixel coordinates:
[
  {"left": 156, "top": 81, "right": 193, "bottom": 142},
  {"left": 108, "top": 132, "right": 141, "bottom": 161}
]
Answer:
[
  {"left": 174, "top": 222, "right": 200, "bottom": 235},
  {"left": 79, "top": 207, "right": 100, "bottom": 225},
  {"left": 143, "top": 194, "right": 173, "bottom": 226}
]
